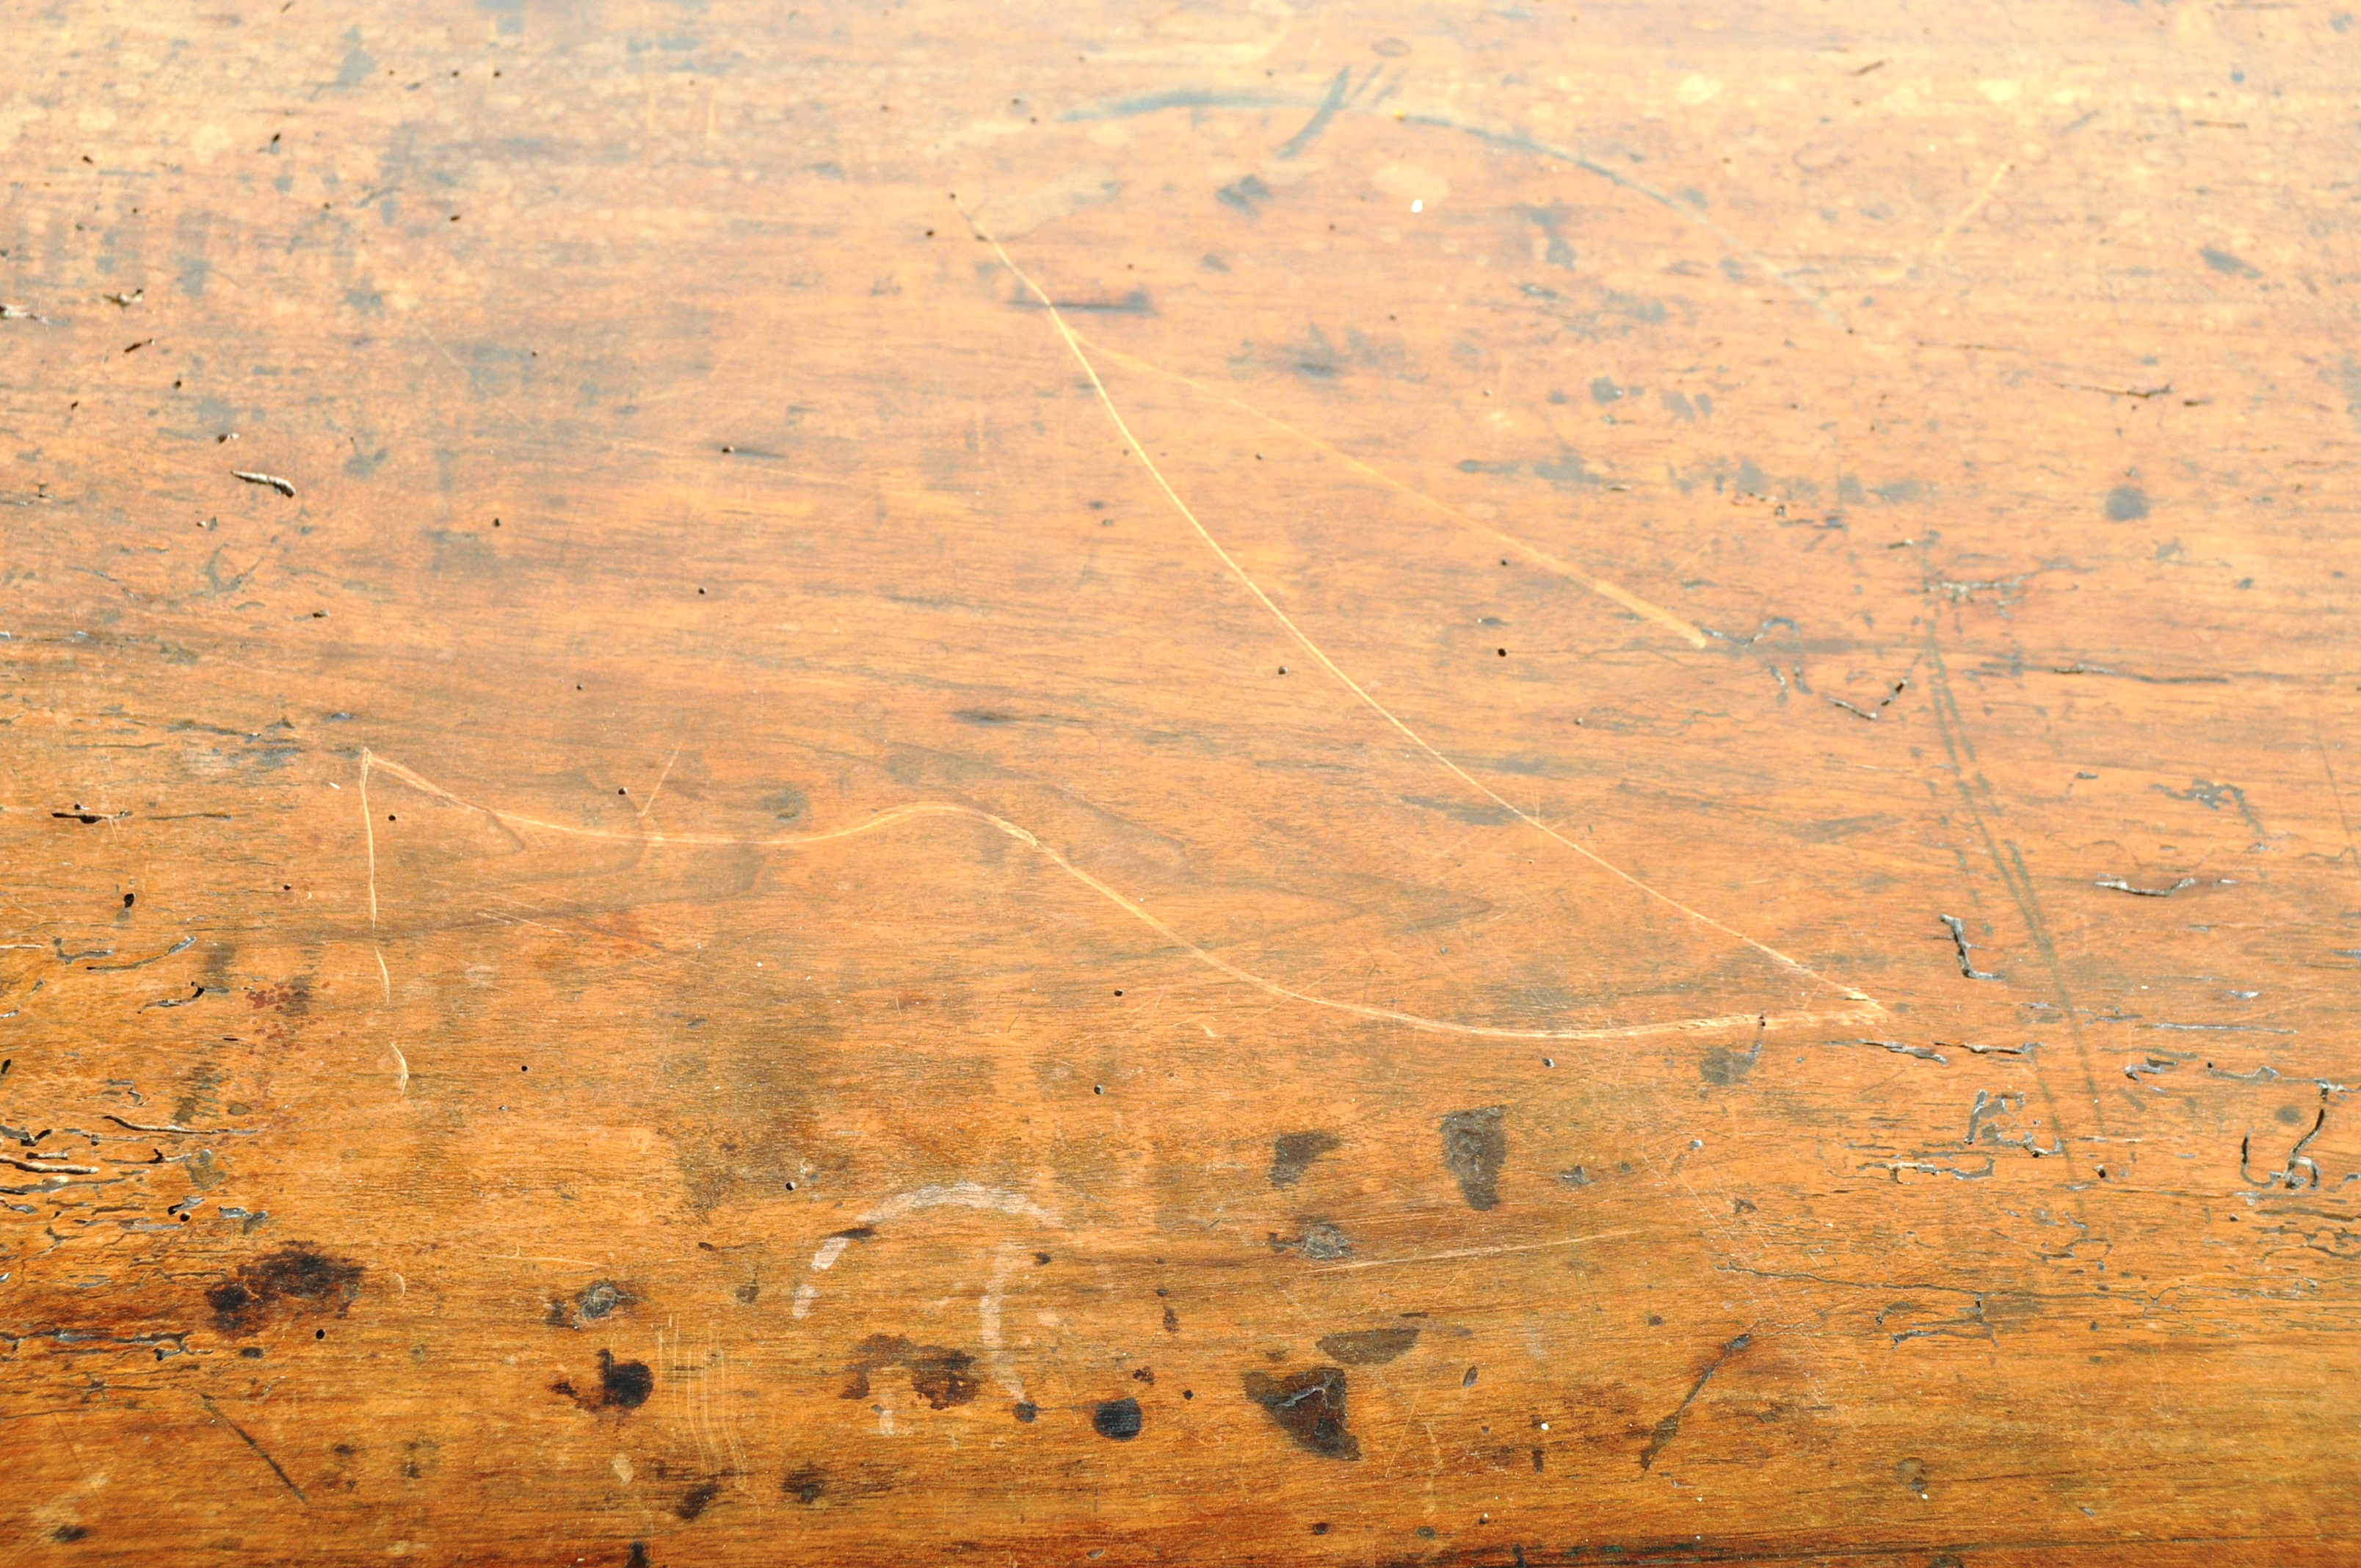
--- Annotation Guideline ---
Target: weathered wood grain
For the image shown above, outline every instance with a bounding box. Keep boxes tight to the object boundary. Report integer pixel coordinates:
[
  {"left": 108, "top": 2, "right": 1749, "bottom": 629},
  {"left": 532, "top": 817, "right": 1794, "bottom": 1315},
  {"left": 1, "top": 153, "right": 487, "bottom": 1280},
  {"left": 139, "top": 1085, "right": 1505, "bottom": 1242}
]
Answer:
[{"left": 4, "top": 1, "right": 2359, "bottom": 1563}]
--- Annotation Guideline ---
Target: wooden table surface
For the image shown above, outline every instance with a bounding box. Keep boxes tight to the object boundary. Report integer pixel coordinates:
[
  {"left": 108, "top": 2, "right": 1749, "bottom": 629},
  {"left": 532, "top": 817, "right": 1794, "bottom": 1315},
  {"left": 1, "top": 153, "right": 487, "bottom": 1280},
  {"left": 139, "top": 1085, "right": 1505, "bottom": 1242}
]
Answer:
[{"left": 5, "top": 1, "right": 2359, "bottom": 1563}]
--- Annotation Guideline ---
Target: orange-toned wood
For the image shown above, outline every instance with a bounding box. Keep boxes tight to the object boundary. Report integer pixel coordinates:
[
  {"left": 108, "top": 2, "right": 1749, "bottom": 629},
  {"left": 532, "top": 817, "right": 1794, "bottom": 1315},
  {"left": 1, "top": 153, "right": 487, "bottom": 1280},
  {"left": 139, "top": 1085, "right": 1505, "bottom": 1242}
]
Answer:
[{"left": 4, "top": 2, "right": 2357, "bottom": 1563}]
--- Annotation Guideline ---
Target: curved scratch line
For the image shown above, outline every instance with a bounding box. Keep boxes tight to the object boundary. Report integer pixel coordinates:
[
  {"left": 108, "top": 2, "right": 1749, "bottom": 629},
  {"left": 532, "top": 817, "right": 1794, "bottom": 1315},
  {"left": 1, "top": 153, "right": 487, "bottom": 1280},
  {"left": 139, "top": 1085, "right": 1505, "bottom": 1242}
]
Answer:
[
  {"left": 953, "top": 207, "right": 1879, "bottom": 1015},
  {"left": 360, "top": 749, "right": 1874, "bottom": 1042},
  {"left": 1069, "top": 329, "right": 1706, "bottom": 647}
]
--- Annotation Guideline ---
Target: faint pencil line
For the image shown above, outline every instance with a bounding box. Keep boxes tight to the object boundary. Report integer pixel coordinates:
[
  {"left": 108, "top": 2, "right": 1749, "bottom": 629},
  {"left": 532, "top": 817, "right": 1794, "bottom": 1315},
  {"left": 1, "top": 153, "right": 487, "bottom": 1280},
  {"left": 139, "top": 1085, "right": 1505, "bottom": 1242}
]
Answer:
[
  {"left": 954, "top": 203, "right": 1877, "bottom": 1015},
  {"left": 1067, "top": 330, "right": 1706, "bottom": 647},
  {"left": 198, "top": 1394, "right": 307, "bottom": 1504},
  {"left": 358, "top": 749, "right": 1872, "bottom": 1044}
]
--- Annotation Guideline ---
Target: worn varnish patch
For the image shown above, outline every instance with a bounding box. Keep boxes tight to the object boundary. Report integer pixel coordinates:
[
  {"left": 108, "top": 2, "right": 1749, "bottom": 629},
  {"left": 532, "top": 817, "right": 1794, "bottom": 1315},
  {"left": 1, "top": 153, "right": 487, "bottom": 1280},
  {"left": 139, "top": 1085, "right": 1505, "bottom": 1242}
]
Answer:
[
  {"left": 206, "top": 1244, "right": 363, "bottom": 1333},
  {"left": 839, "top": 1334, "right": 982, "bottom": 1409},
  {"left": 1439, "top": 1106, "right": 1507, "bottom": 1210},
  {"left": 1243, "top": 1367, "right": 1359, "bottom": 1460}
]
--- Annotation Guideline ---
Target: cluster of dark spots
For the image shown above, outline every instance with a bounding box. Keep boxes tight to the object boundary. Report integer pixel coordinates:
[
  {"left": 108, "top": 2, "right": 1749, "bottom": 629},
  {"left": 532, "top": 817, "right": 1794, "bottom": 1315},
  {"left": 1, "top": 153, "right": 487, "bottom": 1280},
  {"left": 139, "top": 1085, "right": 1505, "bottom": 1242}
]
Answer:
[
  {"left": 1269, "top": 1130, "right": 1341, "bottom": 1187},
  {"left": 548, "top": 1279, "right": 630, "bottom": 1328},
  {"left": 675, "top": 1477, "right": 725, "bottom": 1520},
  {"left": 1244, "top": 1366, "right": 1358, "bottom": 1459},
  {"left": 1012, "top": 1401, "right": 1037, "bottom": 1423},
  {"left": 51, "top": 1525, "right": 88, "bottom": 1542},
  {"left": 208, "top": 1244, "right": 363, "bottom": 1332},
  {"left": 783, "top": 1467, "right": 827, "bottom": 1504},
  {"left": 553, "top": 1349, "right": 653, "bottom": 1412},
  {"left": 1130, "top": 1365, "right": 1156, "bottom": 1385},
  {"left": 839, "top": 1334, "right": 979, "bottom": 1409},
  {"left": 1316, "top": 1326, "right": 1419, "bottom": 1365},
  {"left": 1440, "top": 1106, "right": 1507, "bottom": 1210},
  {"left": 1092, "top": 1396, "right": 1143, "bottom": 1440}
]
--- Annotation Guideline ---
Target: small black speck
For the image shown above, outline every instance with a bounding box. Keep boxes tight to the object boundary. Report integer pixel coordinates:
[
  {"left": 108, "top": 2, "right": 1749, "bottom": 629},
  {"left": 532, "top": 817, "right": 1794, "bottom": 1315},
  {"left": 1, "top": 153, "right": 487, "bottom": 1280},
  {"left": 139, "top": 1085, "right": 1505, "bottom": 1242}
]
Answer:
[
  {"left": 240, "top": 1346, "right": 264, "bottom": 1358},
  {"left": 1648, "top": 1313, "right": 1664, "bottom": 1325},
  {"left": 1092, "top": 1397, "right": 1143, "bottom": 1440},
  {"left": 1035, "top": 1252, "right": 1052, "bottom": 1265},
  {"left": 1013, "top": 1401, "right": 1037, "bottom": 1422},
  {"left": 122, "top": 893, "right": 134, "bottom": 907},
  {"left": 314, "top": 1328, "right": 325, "bottom": 1340},
  {"left": 1093, "top": 1084, "right": 1104, "bottom": 1095},
  {"left": 1497, "top": 647, "right": 1507, "bottom": 656}
]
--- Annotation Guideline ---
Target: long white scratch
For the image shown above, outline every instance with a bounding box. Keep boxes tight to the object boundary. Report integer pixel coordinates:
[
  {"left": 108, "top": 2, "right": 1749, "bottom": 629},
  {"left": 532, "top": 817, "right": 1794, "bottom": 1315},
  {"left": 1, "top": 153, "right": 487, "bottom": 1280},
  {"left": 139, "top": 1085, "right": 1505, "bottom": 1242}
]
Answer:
[
  {"left": 638, "top": 742, "right": 682, "bottom": 821},
  {"left": 1070, "top": 330, "right": 1707, "bottom": 648},
  {"left": 373, "top": 945, "right": 391, "bottom": 1004},
  {"left": 359, "top": 756, "right": 378, "bottom": 929},
  {"left": 389, "top": 1040, "right": 407, "bottom": 1095},
  {"left": 358, "top": 749, "right": 1872, "bottom": 1043},
  {"left": 954, "top": 206, "right": 1879, "bottom": 1016}
]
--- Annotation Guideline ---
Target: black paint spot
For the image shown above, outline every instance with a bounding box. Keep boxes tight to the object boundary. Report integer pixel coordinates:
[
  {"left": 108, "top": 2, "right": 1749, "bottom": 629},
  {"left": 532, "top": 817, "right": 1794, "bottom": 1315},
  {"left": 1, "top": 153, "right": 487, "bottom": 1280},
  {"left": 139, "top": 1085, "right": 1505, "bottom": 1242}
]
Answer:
[
  {"left": 1244, "top": 1366, "right": 1358, "bottom": 1459},
  {"left": 1012, "top": 1401, "right": 1037, "bottom": 1423},
  {"left": 2104, "top": 484, "right": 2149, "bottom": 521},
  {"left": 207, "top": 1244, "right": 363, "bottom": 1332},
  {"left": 783, "top": 1467, "right": 827, "bottom": 1504},
  {"left": 839, "top": 1333, "right": 980, "bottom": 1409},
  {"left": 626, "top": 1544, "right": 649, "bottom": 1568},
  {"left": 1163, "top": 1304, "right": 1180, "bottom": 1334},
  {"left": 1316, "top": 1326, "right": 1420, "bottom": 1365},
  {"left": 1269, "top": 1130, "right": 1341, "bottom": 1188},
  {"left": 601, "top": 1350, "right": 653, "bottom": 1408},
  {"left": 552, "top": 1349, "right": 653, "bottom": 1411},
  {"left": 51, "top": 1525, "right": 88, "bottom": 1542},
  {"left": 675, "top": 1478, "right": 724, "bottom": 1520},
  {"left": 1092, "top": 1396, "right": 1143, "bottom": 1440},
  {"left": 1440, "top": 1106, "right": 1507, "bottom": 1211}
]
